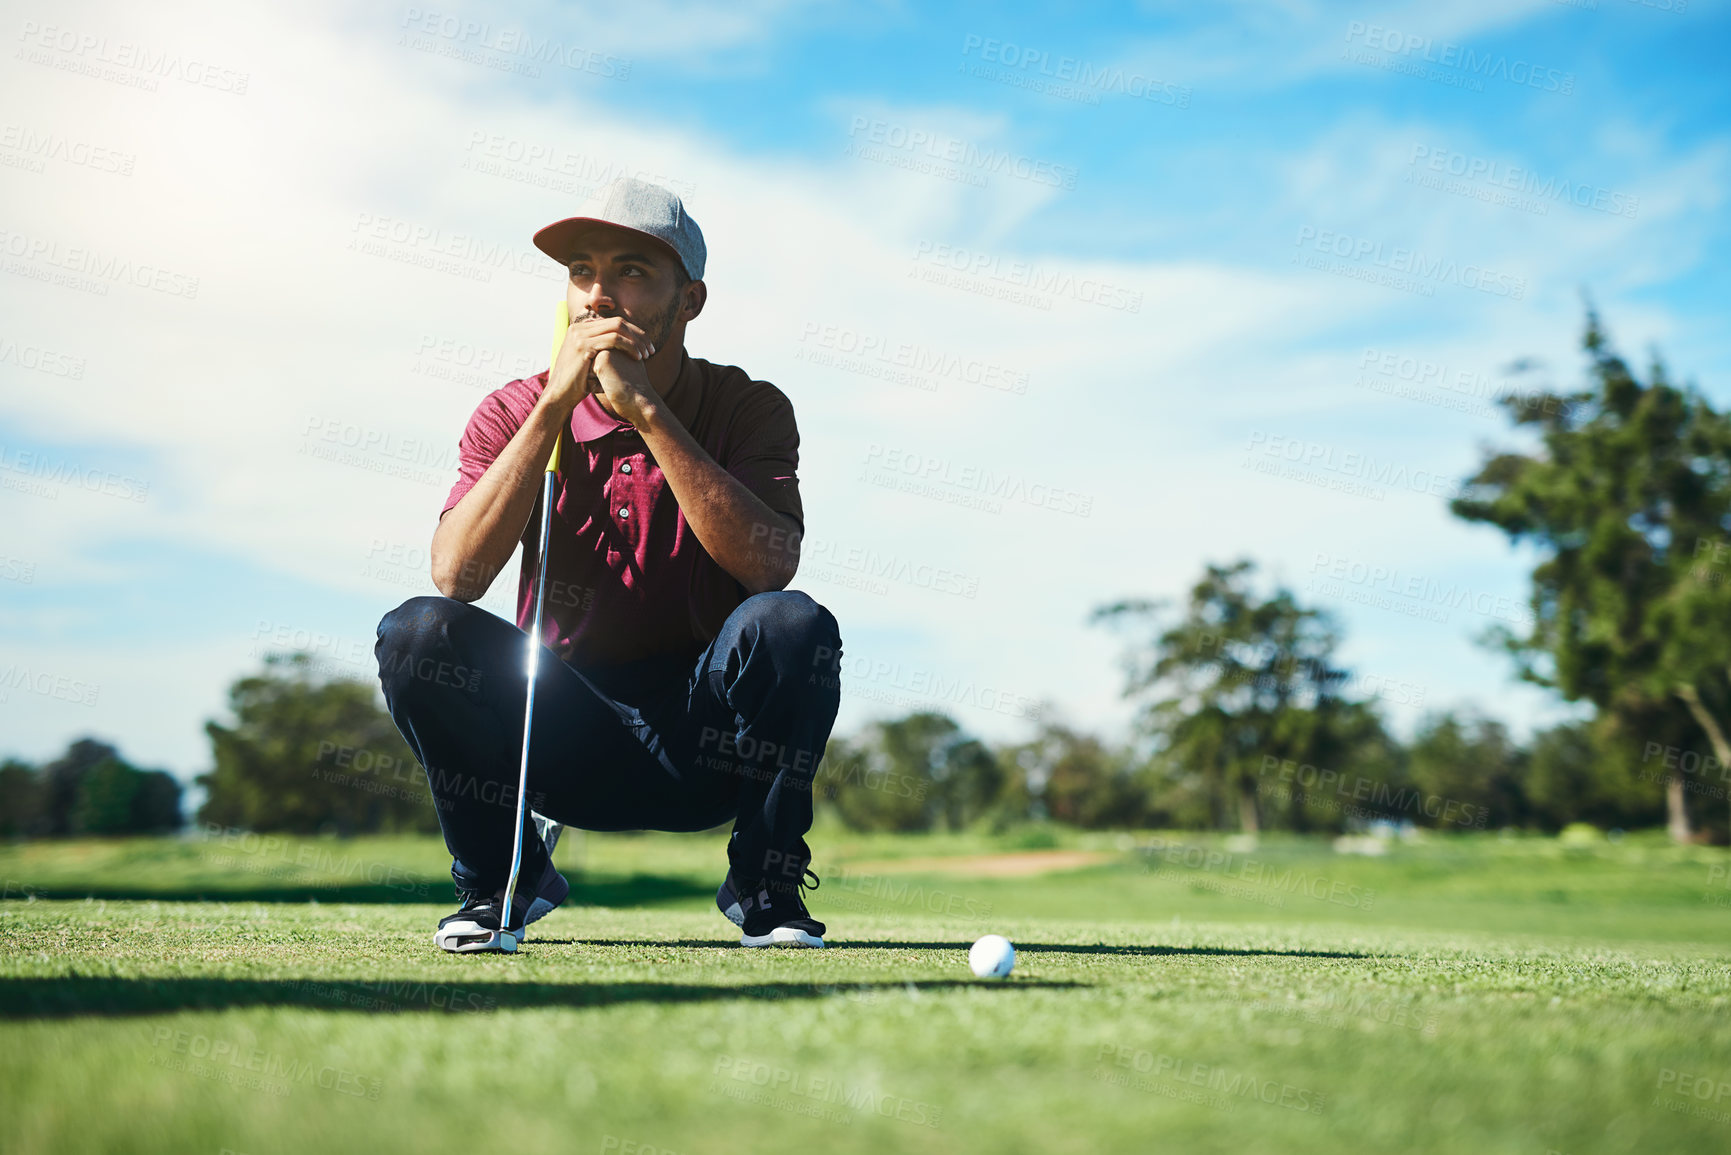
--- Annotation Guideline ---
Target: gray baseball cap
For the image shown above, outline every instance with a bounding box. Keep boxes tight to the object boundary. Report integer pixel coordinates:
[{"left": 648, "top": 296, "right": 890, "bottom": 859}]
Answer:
[{"left": 533, "top": 177, "right": 706, "bottom": 281}]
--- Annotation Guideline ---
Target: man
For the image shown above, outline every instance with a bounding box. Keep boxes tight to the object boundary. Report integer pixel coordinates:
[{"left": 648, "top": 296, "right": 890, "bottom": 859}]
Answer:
[{"left": 374, "top": 178, "right": 842, "bottom": 951}]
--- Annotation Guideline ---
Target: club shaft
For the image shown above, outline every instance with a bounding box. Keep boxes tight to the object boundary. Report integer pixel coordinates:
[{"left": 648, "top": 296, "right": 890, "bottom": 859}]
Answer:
[{"left": 500, "top": 466, "right": 558, "bottom": 936}]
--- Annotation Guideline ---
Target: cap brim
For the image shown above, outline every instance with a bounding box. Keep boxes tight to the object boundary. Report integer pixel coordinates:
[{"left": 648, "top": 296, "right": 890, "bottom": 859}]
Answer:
[{"left": 532, "top": 217, "right": 687, "bottom": 274}]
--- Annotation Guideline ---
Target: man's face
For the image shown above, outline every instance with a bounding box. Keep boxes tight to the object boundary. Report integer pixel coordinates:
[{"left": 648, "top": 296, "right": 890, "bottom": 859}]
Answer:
[{"left": 563, "top": 224, "right": 692, "bottom": 351}]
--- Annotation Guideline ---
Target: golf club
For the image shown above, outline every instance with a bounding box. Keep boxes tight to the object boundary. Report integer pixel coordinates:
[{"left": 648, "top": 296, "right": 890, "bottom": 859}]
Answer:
[{"left": 492, "top": 298, "right": 572, "bottom": 953}]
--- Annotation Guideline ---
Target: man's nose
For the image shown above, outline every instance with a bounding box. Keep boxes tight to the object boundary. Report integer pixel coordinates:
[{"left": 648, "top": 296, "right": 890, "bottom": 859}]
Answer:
[{"left": 584, "top": 279, "right": 613, "bottom": 312}]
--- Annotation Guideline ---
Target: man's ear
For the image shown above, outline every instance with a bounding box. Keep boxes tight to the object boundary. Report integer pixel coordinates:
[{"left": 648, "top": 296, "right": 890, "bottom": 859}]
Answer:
[{"left": 681, "top": 279, "right": 707, "bottom": 324}]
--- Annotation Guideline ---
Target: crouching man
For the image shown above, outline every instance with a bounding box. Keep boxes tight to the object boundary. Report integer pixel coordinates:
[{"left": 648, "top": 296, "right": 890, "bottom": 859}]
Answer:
[{"left": 375, "top": 178, "right": 840, "bottom": 951}]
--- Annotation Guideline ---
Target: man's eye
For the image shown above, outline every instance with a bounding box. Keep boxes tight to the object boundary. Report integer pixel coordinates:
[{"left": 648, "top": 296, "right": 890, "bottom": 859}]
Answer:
[{"left": 568, "top": 265, "right": 591, "bottom": 277}]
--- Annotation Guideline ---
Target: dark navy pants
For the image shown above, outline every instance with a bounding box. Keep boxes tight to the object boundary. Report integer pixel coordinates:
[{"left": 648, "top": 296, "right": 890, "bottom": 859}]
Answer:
[{"left": 374, "top": 591, "right": 843, "bottom": 897}]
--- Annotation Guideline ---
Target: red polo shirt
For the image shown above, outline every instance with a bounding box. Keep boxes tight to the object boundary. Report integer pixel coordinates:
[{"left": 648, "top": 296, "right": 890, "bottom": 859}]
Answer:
[{"left": 440, "top": 351, "right": 804, "bottom": 668}]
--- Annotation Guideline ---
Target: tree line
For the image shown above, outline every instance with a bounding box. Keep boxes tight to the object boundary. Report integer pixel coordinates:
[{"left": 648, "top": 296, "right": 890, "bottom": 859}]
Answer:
[
  {"left": 0, "top": 739, "right": 181, "bottom": 837},
  {"left": 829, "top": 306, "right": 1731, "bottom": 841}
]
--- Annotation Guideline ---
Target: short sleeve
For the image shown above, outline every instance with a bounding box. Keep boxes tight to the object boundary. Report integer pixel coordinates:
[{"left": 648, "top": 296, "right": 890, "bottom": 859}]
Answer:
[
  {"left": 723, "top": 383, "right": 803, "bottom": 534},
  {"left": 441, "top": 390, "right": 521, "bottom": 517}
]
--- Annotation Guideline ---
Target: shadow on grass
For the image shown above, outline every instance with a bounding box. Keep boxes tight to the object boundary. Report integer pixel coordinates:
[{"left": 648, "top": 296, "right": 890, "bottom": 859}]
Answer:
[
  {"left": 7, "top": 873, "right": 712, "bottom": 907},
  {"left": 0, "top": 976, "right": 1083, "bottom": 1018}
]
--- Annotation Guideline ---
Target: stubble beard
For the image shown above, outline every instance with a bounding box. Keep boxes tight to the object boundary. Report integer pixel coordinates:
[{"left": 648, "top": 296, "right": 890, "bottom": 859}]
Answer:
[{"left": 583, "top": 287, "right": 680, "bottom": 353}]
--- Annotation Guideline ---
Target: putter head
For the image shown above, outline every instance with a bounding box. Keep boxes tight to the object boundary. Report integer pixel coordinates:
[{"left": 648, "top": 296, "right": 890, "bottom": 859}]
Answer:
[
  {"left": 473, "top": 928, "right": 519, "bottom": 953},
  {"left": 432, "top": 924, "right": 522, "bottom": 954}
]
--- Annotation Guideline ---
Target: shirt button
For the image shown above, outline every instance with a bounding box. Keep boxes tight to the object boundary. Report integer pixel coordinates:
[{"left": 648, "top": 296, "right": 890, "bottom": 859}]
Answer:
[
  {"left": 620, "top": 462, "right": 633, "bottom": 474},
  {"left": 618, "top": 508, "right": 630, "bottom": 519}
]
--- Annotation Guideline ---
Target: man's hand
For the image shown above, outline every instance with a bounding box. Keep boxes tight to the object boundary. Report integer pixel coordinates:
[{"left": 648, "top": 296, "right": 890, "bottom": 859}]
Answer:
[
  {"left": 591, "top": 347, "right": 663, "bottom": 429},
  {"left": 545, "top": 311, "right": 656, "bottom": 415}
]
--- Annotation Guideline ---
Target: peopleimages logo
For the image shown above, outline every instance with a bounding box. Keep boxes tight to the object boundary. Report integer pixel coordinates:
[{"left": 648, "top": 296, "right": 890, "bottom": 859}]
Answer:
[
  {"left": 711, "top": 1055, "right": 943, "bottom": 1128},
  {"left": 863, "top": 442, "right": 1096, "bottom": 517},
  {"left": 1407, "top": 145, "right": 1638, "bottom": 218},
  {"left": 1258, "top": 755, "right": 1489, "bottom": 829},
  {"left": 1293, "top": 227, "right": 1526, "bottom": 299},
  {"left": 960, "top": 35, "right": 1191, "bottom": 107},
  {"left": 1094, "top": 1044, "right": 1328, "bottom": 1115},
  {"left": 910, "top": 241, "right": 1143, "bottom": 313},
  {"left": 1342, "top": 22, "right": 1575, "bottom": 95},
  {"left": 1139, "top": 836, "right": 1377, "bottom": 910},
  {"left": 0, "top": 445, "right": 149, "bottom": 502},
  {"left": 0, "top": 226, "right": 200, "bottom": 298},
  {"left": 16, "top": 21, "right": 251, "bottom": 94},
  {"left": 797, "top": 321, "right": 1030, "bottom": 396},
  {"left": 1243, "top": 431, "right": 1465, "bottom": 501},
  {"left": 0, "top": 124, "right": 136, "bottom": 175},
  {"left": 1308, "top": 551, "right": 1534, "bottom": 628},
  {"left": 0, "top": 334, "right": 86, "bottom": 379},
  {"left": 846, "top": 116, "right": 1078, "bottom": 189},
  {"left": 1354, "top": 347, "right": 1582, "bottom": 422},
  {"left": 397, "top": 9, "right": 631, "bottom": 79}
]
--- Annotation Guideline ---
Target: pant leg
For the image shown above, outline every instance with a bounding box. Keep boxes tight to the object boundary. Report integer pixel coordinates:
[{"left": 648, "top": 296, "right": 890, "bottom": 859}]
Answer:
[
  {"left": 374, "top": 595, "right": 732, "bottom": 895},
  {"left": 651, "top": 589, "right": 844, "bottom": 888}
]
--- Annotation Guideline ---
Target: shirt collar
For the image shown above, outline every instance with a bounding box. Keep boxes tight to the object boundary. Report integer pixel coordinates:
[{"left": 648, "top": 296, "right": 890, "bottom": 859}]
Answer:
[{"left": 564, "top": 350, "right": 698, "bottom": 443}]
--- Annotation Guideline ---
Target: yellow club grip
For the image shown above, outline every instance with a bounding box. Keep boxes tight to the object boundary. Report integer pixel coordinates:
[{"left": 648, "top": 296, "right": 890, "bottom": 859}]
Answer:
[{"left": 545, "top": 299, "right": 569, "bottom": 474}]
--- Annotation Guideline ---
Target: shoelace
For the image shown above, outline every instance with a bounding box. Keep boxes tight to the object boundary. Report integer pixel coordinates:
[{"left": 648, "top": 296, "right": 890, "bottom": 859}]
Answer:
[
  {"left": 457, "top": 886, "right": 531, "bottom": 923},
  {"left": 752, "top": 866, "right": 819, "bottom": 916},
  {"left": 789, "top": 866, "right": 820, "bottom": 917}
]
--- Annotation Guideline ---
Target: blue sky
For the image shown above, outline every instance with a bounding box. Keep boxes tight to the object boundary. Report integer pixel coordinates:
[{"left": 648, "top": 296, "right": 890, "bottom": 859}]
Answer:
[{"left": 2, "top": 0, "right": 1728, "bottom": 789}]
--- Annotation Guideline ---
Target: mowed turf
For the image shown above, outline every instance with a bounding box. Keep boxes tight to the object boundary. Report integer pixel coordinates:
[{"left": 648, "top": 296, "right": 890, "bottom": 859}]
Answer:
[{"left": 1, "top": 826, "right": 1728, "bottom": 1154}]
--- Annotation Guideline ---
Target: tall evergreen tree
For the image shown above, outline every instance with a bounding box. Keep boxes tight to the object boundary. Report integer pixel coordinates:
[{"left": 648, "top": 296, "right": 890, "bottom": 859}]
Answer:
[
  {"left": 1093, "top": 560, "right": 1383, "bottom": 833},
  {"left": 1451, "top": 307, "right": 1731, "bottom": 840}
]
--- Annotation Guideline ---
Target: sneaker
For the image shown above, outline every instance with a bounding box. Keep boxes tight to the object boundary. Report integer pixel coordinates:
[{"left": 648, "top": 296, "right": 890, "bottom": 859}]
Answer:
[
  {"left": 738, "top": 877, "right": 826, "bottom": 948},
  {"left": 731, "top": 842, "right": 825, "bottom": 948},
  {"left": 433, "top": 858, "right": 569, "bottom": 953},
  {"left": 717, "top": 838, "right": 819, "bottom": 929}
]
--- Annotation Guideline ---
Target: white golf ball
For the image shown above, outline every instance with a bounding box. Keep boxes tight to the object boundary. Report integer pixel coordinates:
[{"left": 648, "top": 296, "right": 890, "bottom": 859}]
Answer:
[{"left": 968, "top": 934, "right": 1015, "bottom": 978}]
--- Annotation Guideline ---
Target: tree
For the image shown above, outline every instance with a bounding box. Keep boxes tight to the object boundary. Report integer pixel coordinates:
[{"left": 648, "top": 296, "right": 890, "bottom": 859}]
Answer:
[
  {"left": 0, "top": 759, "right": 45, "bottom": 837},
  {"left": 1405, "top": 711, "right": 1528, "bottom": 829},
  {"left": 1524, "top": 717, "right": 1662, "bottom": 832},
  {"left": 1093, "top": 560, "right": 1384, "bottom": 833},
  {"left": 1451, "top": 307, "right": 1731, "bottom": 841},
  {"left": 817, "top": 712, "right": 1001, "bottom": 832},
  {"left": 1002, "top": 718, "right": 1143, "bottom": 828},
  {"left": 71, "top": 756, "right": 142, "bottom": 835},
  {"left": 128, "top": 767, "right": 184, "bottom": 833},
  {"left": 1261, "top": 697, "right": 1403, "bottom": 834},
  {"left": 42, "top": 738, "right": 122, "bottom": 835},
  {"left": 0, "top": 744, "right": 182, "bottom": 837},
  {"left": 199, "top": 652, "right": 439, "bottom": 834}
]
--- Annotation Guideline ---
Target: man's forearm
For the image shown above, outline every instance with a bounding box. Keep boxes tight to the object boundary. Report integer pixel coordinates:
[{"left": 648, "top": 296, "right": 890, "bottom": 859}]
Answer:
[
  {"left": 430, "top": 400, "right": 568, "bottom": 601},
  {"left": 637, "top": 403, "right": 799, "bottom": 594}
]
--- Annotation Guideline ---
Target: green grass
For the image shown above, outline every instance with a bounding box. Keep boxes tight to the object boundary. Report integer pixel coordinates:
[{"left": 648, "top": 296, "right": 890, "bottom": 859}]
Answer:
[{"left": 2, "top": 824, "right": 1729, "bottom": 1154}]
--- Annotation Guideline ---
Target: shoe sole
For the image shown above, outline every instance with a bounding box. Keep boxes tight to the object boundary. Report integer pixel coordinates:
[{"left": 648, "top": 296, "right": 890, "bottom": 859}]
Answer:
[
  {"left": 740, "top": 926, "right": 824, "bottom": 948},
  {"left": 433, "top": 870, "right": 569, "bottom": 953}
]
